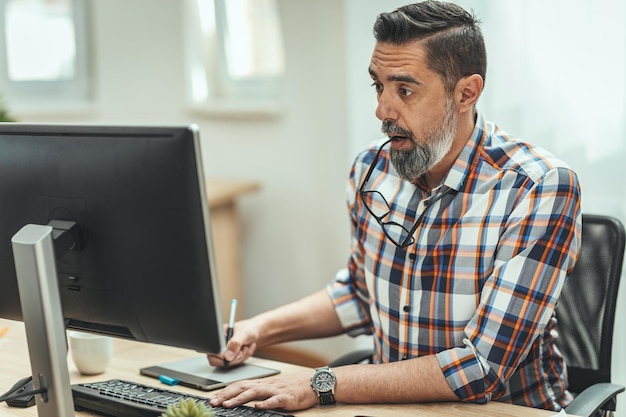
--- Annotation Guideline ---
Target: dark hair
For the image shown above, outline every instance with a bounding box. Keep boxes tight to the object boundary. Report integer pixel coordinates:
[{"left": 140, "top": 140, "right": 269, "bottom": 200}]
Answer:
[{"left": 374, "top": 0, "right": 487, "bottom": 93}]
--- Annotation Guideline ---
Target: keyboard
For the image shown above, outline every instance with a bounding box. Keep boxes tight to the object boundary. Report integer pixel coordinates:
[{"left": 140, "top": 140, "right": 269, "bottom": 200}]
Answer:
[{"left": 71, "top": 379, "right": 294, "bottom": 417}]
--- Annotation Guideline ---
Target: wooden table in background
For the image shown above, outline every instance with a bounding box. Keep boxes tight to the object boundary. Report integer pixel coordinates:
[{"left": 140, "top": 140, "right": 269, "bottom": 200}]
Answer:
[{"left": 206, "top": 179, "right": 260, "bottom": 319}]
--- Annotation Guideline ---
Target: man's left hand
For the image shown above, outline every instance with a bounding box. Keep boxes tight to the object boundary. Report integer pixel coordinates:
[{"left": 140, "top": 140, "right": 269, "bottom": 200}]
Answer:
[{"left": 209, "top": 371, "right": 319, "bottom": 411}]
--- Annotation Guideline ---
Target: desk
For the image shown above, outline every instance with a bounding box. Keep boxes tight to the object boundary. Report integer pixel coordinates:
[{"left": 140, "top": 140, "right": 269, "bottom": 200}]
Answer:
[{"left": 0, "top": 319, "right": 566, "bottom": 417}]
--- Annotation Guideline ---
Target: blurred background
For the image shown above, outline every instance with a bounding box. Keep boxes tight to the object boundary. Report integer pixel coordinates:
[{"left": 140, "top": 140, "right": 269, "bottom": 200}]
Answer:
[{"left": 1, "top": 0, "right": 625, "bottom": 412}]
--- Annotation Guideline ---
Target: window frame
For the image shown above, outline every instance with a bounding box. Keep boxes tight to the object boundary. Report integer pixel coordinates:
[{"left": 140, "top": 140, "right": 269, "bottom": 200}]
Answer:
[
  {"left": 183, "top": 0, "right": 285, "bottom": 119},
  {"left": 0, "top": 0, "right": 92, "bottom": 113}
]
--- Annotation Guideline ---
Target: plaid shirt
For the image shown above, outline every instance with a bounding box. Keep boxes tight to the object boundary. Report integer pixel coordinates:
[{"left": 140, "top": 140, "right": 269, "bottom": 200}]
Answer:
[{"left": 327, "top": 113, "right": 581, "bottom": 410}]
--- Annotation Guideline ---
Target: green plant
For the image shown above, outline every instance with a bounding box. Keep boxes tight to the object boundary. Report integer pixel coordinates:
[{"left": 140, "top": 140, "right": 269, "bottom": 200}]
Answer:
[
  {"left": 160, "top": 398, "right": 215, "bottom": 417},
  {"left": 0, "top": 96, "right": 15, "bottom": 122}
]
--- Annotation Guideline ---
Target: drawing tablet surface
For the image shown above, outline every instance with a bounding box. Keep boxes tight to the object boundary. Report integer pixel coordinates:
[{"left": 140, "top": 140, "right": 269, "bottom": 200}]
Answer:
[{"left": 140, "top": 356, "right": 280, "bottom": 391}]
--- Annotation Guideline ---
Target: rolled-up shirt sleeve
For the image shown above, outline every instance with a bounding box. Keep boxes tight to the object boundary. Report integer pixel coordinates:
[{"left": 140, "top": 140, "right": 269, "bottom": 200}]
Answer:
[{"left": 326, "top": 267, "right": 372, "bottom": 336}]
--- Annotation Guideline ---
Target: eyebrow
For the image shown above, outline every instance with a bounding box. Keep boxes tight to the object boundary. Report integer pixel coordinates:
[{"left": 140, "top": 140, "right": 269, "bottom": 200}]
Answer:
[{"left": 368, "top": 67, "right": 421, "bottom": 86}]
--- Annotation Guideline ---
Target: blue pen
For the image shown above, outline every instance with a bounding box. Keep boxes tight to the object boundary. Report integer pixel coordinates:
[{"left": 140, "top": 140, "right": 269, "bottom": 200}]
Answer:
[
  {"left": 223, "top": 299, "right": 237, "bottom": 367},
  {"left": 226, "top": 299, "right": 237, "bottom": 341}
]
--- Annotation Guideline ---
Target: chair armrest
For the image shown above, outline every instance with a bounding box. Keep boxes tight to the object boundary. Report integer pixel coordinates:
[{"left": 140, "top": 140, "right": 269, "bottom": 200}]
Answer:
[
  {"left": 564, "top": 383, "right": 625, "bottom": 417},
  {"left": 328, "top": 349, "right": 374, "bottom": 367}
]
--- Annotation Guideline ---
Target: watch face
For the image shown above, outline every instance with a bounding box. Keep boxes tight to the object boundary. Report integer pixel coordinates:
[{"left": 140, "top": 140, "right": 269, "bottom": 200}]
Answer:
[{"left": 313, "top": 371, "right": 335, "bottom": 391}]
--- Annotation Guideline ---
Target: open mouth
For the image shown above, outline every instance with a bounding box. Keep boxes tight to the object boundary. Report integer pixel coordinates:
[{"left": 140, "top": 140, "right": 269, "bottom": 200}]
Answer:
[{"left": 390, "top": 135, "right": 407, "bottom": 142}]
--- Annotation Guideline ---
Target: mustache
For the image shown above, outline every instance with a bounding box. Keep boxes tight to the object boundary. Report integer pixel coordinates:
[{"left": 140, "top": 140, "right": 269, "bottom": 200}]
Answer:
[{"left": 381, "top": 121, "right": 413, "bottom": 139}]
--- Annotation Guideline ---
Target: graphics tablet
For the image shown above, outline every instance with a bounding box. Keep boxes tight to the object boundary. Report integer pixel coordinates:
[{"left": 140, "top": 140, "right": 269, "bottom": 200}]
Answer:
[{"left": 140, "top": 356, "right": 280, "bottom": 391}]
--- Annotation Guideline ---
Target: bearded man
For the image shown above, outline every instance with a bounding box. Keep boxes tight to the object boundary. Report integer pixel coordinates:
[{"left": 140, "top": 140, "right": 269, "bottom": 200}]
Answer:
[{"left": 209, "top": 1, "right": 581, "bottom": 412}]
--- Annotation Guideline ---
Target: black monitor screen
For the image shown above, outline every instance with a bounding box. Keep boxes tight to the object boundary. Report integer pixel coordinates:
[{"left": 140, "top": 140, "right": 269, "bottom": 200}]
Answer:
[{"left": 0, "top": 123, "right": 225, "bottom": 354}]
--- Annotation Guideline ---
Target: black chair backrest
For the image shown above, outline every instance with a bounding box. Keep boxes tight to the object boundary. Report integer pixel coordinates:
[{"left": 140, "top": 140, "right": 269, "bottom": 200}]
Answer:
[{"left": 556, "top": 214, "right": 626, "bottom": 394}]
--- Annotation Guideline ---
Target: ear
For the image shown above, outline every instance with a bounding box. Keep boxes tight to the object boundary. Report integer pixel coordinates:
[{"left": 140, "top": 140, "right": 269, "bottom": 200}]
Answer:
[{"left": 455, "top": 74, "right": 483, "bottom": 113}]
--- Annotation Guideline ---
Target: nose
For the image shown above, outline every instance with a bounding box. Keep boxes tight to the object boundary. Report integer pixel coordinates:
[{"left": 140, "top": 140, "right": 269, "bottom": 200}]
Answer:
[{"left": 375, "top": 91, "right": 398, "bottom": 122}]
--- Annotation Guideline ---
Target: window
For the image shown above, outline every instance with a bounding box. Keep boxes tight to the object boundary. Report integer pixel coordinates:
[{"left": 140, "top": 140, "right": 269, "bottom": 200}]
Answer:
[
  {"left": 0, "top": 0, "right": 91, "bottom": 111},
  {"left": 184, "top": 0, "right": 285, "bottom": 117}
]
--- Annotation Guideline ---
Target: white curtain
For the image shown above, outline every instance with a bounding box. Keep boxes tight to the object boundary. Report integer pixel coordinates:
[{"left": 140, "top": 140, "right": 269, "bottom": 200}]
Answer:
[{"left": 473, "top": 0, "right": 626, "bottom": 220}]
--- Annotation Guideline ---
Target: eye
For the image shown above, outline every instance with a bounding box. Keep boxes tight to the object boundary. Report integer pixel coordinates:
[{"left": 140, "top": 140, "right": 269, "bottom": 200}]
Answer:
[
  {"left": 371, "top": 82, "right": 383, "bottom": 94},
  {"left": 400, "top": 87, "right": 413, "bottom": 97}
]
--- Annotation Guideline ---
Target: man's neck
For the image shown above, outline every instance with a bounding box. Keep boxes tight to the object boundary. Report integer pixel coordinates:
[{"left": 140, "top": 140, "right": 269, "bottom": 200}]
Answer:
[{"left": 422, "top": 111, "right": 477, "bottom": 191}]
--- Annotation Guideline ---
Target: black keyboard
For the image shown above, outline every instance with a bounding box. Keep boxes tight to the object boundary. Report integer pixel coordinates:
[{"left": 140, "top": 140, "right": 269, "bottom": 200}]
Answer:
[{"left": 71, "top": 379, "right": 294, "bottom": 417}]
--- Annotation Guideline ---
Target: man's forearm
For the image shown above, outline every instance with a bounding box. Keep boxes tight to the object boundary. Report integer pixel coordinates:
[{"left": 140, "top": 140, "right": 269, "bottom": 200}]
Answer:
[
  {"left": 333, "top": 355, "right": 458, "bottom": 404},
  {"left": 252, "top": 289, "right": 345, "bottom": 347}
]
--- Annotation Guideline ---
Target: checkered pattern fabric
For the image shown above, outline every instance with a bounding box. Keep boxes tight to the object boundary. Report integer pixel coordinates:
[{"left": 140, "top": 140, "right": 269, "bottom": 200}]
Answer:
[{"left": 327, "top": 113, "right": 581, "bottom": 410}]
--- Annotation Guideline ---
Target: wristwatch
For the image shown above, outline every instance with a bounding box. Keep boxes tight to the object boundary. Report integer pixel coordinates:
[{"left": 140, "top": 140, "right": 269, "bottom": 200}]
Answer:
[{"left": 310, "top": 366, "right": 336, "bottom": 405}]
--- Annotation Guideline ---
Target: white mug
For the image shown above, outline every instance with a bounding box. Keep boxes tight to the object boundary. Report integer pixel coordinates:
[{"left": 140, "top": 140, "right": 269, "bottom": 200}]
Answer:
[{"left": 68, "top": 331, "right": 113, "bottom": 375}]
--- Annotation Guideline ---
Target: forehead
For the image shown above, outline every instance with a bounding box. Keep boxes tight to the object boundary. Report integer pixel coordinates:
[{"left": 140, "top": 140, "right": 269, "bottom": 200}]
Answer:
[{"left": 369, "top": 40, "right": 438, "bottom": 82}]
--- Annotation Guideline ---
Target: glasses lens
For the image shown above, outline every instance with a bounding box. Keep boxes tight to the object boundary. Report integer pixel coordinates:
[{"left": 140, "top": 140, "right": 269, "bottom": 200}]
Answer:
[
  {"left": 362, "top": 190, "right": 391, "bottom": 219},
  {"left": 383, "top": 222, "right": 412, "bottom": 247}
]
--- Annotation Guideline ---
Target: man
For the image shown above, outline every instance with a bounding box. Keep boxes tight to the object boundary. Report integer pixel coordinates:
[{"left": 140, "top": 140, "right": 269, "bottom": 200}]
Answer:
[{"left": 209, "top": 0, "right": 581, "bottom": 412}]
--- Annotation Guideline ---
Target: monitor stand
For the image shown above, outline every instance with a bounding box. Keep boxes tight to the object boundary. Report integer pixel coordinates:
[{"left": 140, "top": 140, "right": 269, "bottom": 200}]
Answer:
[{"left": 12, "top": 224, "right": 75, "bottom": 417}]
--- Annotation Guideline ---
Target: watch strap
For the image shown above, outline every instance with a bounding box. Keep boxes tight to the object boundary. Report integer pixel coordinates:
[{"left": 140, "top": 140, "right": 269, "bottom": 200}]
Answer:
[{"left": 318, "top": 391, "right": 335, "bottom": 405}]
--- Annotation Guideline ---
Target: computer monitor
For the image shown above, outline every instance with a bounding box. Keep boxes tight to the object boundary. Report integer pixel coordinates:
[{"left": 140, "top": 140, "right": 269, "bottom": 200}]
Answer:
[{"left": 0, "top": 123, "right": 225, "bottom": 355}]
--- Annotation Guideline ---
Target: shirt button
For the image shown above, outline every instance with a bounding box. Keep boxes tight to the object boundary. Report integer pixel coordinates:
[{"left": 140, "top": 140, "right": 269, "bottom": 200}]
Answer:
[
  {"left": 423, "top": 199, "right": 431, "bottom": 207},
  {"left": 403, "top": 305, "right": 410, "bottom": 312},
  {"left": 408, "top": 253, "right": 416, "bottom": 260}
]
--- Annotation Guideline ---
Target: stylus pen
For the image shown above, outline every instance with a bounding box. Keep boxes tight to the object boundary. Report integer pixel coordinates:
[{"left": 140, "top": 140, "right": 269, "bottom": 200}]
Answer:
[{"left": 224, "top": 298, "right": 237, "bottom": 367}]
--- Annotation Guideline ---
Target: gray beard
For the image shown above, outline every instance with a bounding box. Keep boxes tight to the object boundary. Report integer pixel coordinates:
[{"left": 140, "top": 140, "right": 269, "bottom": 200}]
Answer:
[
  {"left": 388, "top": 100, "right": 457, "bottom": 182},
  {"left": 390, "top": 146, "right": 432, "bottom": 182}
]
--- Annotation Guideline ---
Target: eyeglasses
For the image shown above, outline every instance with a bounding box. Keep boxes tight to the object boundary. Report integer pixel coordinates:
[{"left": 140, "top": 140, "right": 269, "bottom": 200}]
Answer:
[{"left": 358, "top": 139, "right": 454, "bottom": 248}]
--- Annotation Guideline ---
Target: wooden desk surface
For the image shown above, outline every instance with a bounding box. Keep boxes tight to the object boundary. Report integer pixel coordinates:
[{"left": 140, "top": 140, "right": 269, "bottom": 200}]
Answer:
[{"left": 0, "top": 319, "right": 562, "bottom": 417}]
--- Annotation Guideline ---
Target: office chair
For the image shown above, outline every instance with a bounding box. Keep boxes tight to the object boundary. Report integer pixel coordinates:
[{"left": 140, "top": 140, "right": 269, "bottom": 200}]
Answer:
[
  {"left": 560, "top": 214, "right": 625, "bottom": 417},
  {"left": 329, "top": 214, "right": 626, "bottom": 417}
]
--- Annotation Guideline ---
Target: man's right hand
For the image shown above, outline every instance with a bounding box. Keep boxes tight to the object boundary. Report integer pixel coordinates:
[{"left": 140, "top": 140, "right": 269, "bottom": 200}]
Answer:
[
  {"left": 207, "top": 289, "right": 343, "bottom": 368},
  {"left": 207, "top": 318, "right": 260, "bottom": 367}
]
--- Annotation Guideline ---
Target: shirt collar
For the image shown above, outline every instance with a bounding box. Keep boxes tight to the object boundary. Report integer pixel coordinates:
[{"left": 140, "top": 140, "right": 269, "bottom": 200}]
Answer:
[{"left": 441, "top": 112, "right": 486, "bottom": 193}]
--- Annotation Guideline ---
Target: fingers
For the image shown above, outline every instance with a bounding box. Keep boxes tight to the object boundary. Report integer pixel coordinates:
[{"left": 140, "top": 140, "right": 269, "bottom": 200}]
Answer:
[
  {"left": 206, "top": 342, "right": 257, "bottom": 368},
  {"left": 206, "top": 319, "right": 262, "bottom": 368},
  {"left": 206, "top": 353, "right": 227, "bottom": 367},
  {"left": 209, "top": 372, "right": 317, "bottom": 411},
  {"left": 210, "top": 380, "right": 266, "bottom": 408},
  {"left": 233, "top": 343, "right": 256, "bottom": 362}
]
